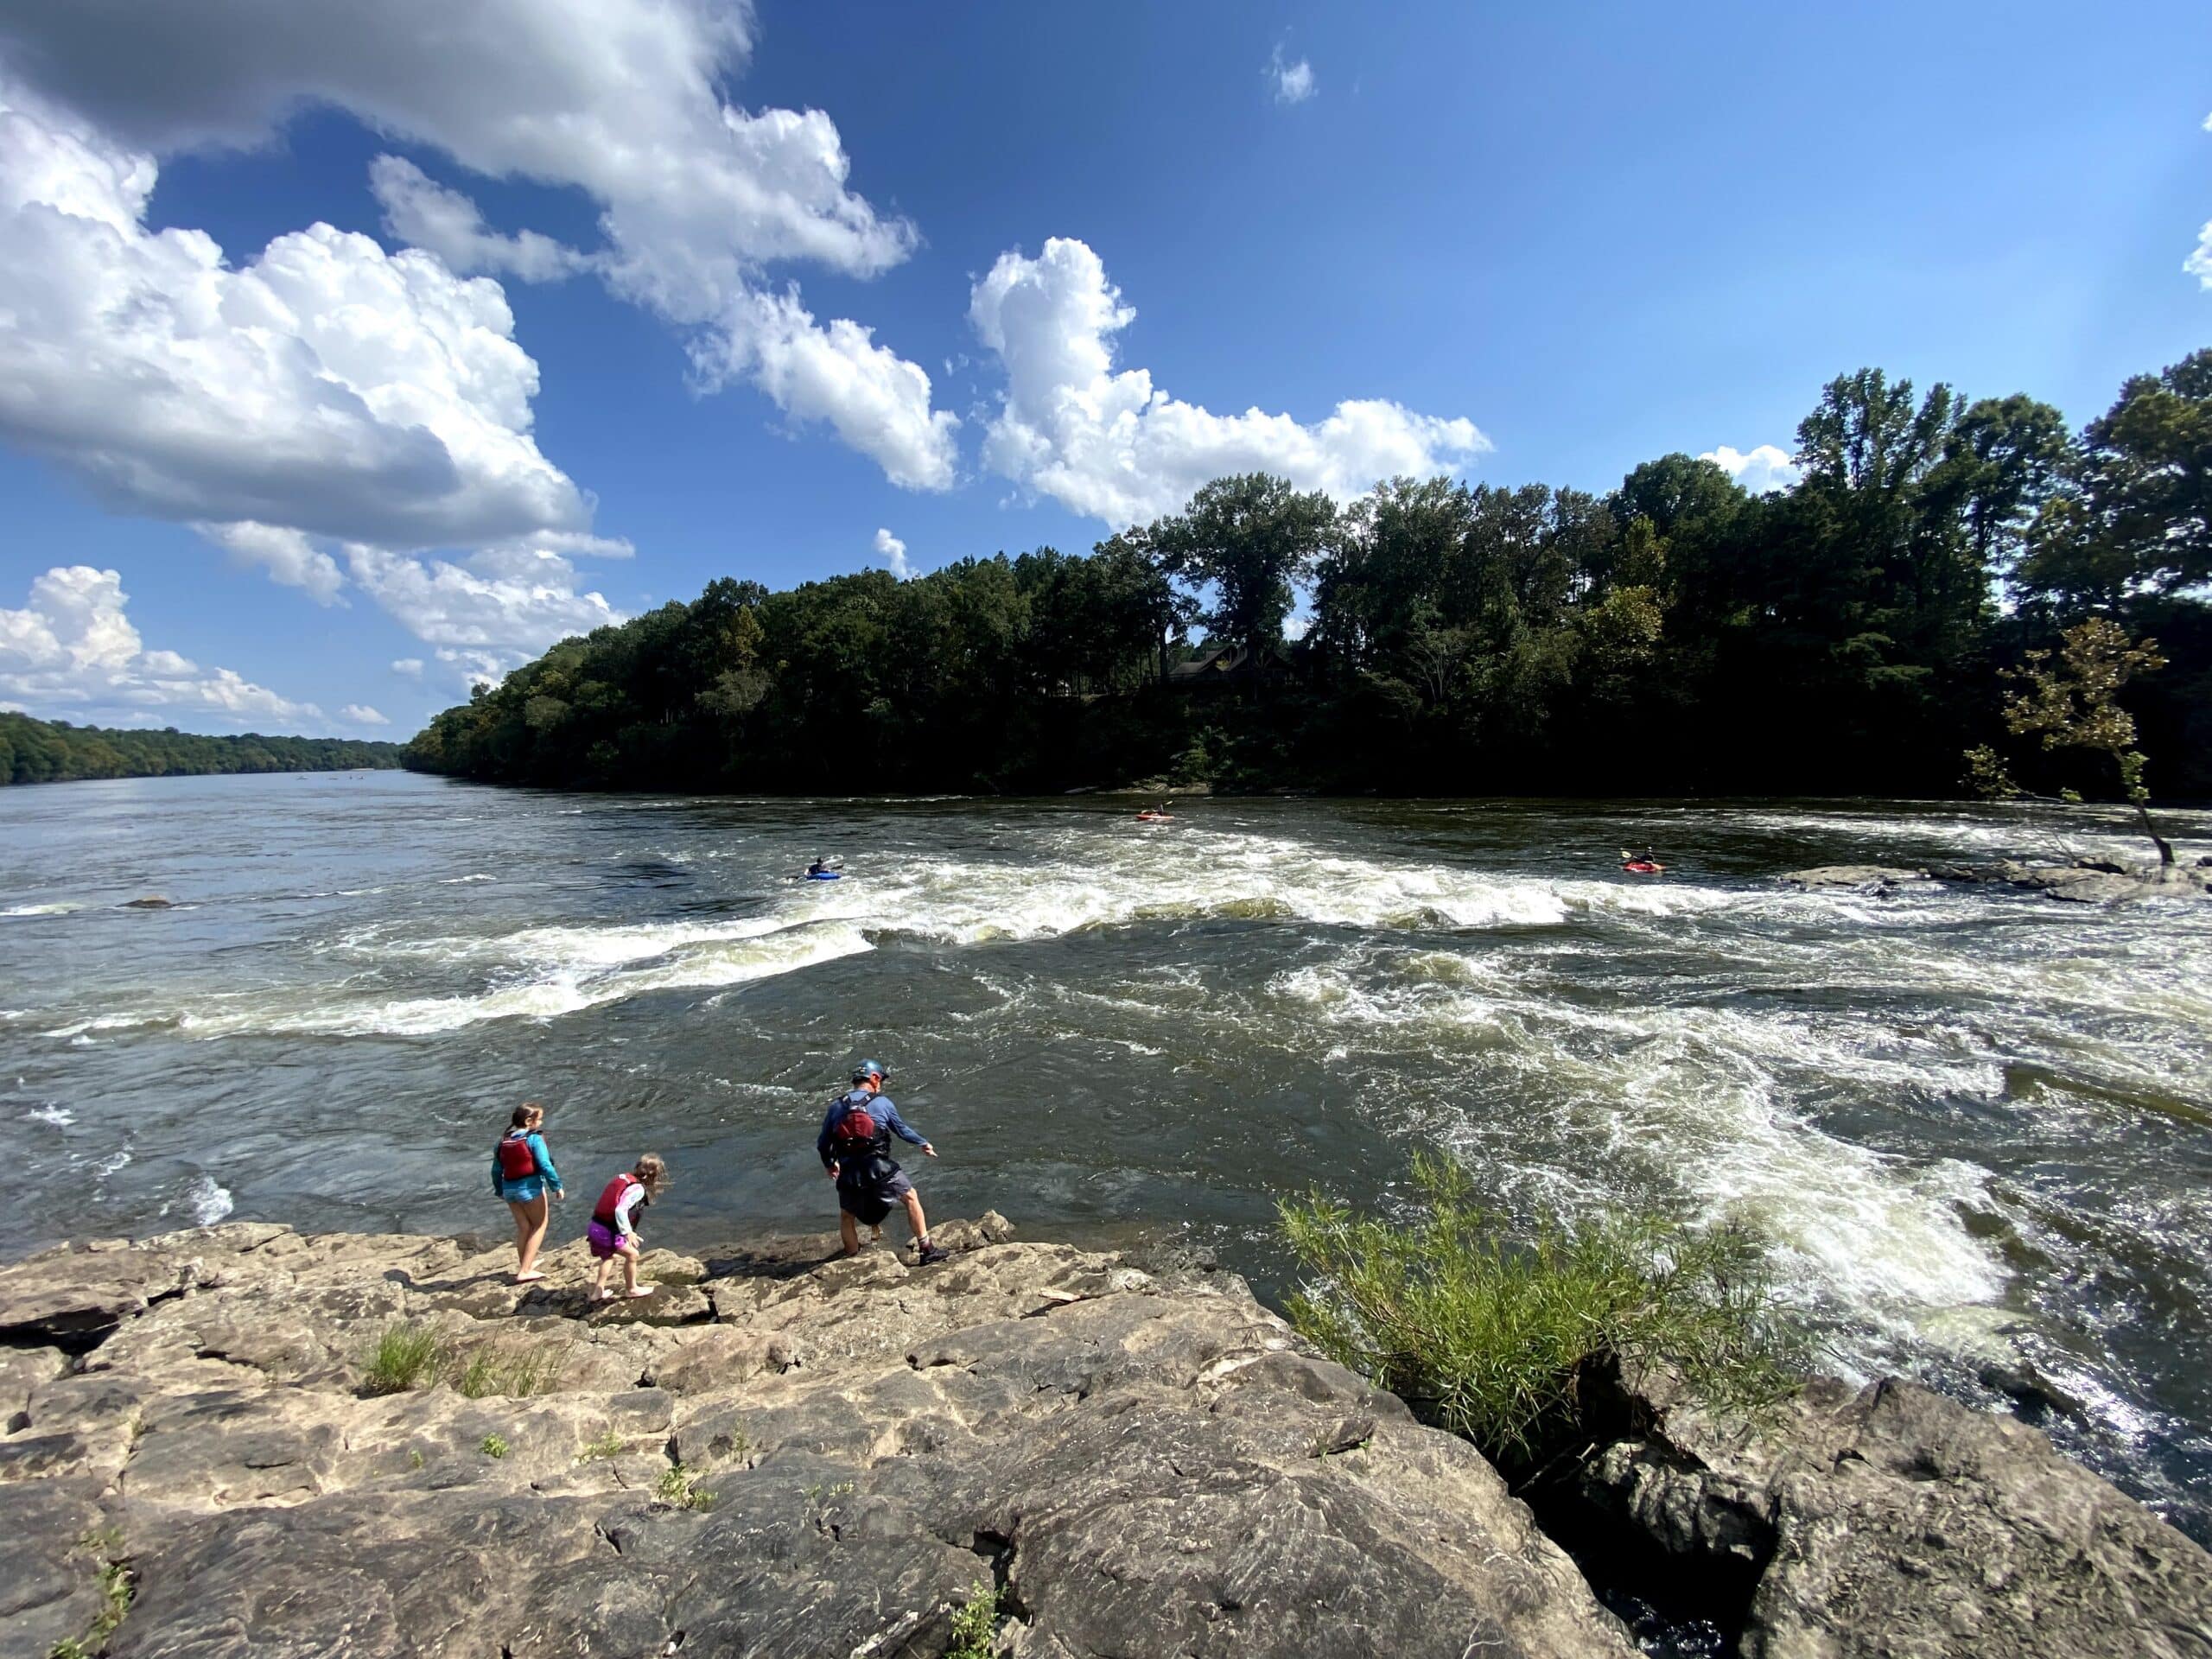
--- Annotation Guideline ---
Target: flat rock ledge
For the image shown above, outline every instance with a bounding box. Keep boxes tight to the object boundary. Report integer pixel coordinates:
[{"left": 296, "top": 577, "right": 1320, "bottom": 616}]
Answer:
[
  {"left": 1784, "top": 857, "right": 2212, "bottom": 904},
  {"left": 0, "top": 1220, "right": 1630, "bottom": 1659},
  {"left": 3, "top": 1225, "right": 2207, "bottom": 1659}
]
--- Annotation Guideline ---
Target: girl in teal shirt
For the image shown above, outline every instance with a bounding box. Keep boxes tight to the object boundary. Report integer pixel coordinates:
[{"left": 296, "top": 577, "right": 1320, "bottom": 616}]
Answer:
[{"left": 492, "top": 1103, "right": 564, "bottom": 1282}]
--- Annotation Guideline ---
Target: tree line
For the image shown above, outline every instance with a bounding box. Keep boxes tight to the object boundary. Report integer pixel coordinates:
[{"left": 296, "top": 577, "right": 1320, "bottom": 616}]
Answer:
[
  {"left": 407, "top": 353, "right": 2212, "bottom": 801},
  {"left": 0, "top": 712, "right": 404, "bottom": 787}
]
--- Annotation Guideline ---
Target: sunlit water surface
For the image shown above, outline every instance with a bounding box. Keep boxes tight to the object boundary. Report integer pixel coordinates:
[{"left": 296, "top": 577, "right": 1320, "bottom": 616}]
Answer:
[{"left": 3, "top": 772, "right": 2208, "bottom": 1536}]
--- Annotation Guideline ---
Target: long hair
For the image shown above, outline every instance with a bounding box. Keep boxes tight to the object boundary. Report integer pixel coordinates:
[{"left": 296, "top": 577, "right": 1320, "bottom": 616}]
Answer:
[
  {"left": 508, "top": 1103, "right": 543, "bottom": 1133},
  {"left": 632, "top": 1153, "right": 668, "bottom": 1200}
]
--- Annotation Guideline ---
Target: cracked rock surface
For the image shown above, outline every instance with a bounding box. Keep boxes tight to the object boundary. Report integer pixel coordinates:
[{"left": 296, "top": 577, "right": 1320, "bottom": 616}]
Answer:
[{"left": 0, "top": 1218, "right": 1632, "bottom": 1659}]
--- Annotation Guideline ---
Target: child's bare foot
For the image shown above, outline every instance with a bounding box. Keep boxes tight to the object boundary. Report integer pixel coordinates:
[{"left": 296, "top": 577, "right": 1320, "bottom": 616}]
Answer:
[
  {"left": 513, "top": 1270, "right": 545, "bottom": 1284},
  {"left": 591, "top": 1288, "right": 613, "bottom": 1302},
  {"left": 626, "top": 1286, "right": 656, "bottom": 1299}
]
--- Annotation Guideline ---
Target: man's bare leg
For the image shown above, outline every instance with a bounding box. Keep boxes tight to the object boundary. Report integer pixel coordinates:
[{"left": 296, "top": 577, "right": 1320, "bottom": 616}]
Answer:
[{"left": 840, "top": 1210, "right": 861, "bottom": 1257}]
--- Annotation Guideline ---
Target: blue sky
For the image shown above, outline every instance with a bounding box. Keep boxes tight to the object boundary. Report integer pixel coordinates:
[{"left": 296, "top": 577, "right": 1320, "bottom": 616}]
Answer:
[{"left": 2, "top": 0, "right": 2208, "bottom": 736}]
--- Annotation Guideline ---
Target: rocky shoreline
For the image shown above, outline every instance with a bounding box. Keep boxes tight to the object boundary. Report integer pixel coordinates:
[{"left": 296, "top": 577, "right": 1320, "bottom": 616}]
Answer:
[
  {"left": 3, "top": 1222, "right": 2208, "bottom": 1658},
  {"left": 1784, "top": 855, "right": 2212, "bottom": 903}
]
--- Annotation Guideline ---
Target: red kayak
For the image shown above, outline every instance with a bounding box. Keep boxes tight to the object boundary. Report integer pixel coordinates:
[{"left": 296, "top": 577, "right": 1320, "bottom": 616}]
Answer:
[
  {"left": 1135, "top": 811, "right": 1173, "bottom": 823},
  {"left": 1621, "top": 860, "right": 1664, "bottom": 874}
]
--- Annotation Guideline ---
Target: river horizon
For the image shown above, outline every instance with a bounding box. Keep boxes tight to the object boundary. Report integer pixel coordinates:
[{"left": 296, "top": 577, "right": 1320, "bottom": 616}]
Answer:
[{"left": 3, "top": 769, "right": 2209, "bottom": 1540}]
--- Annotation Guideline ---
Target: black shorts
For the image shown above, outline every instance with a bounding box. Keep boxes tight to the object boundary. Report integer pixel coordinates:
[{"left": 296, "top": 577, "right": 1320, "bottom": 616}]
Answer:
[{"left": 838, "top": 1166, "right": 914, "bottom": 1225}]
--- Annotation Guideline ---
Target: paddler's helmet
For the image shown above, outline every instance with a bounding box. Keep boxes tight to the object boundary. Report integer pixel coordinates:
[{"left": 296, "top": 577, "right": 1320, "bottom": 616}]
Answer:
[{"left": 852, "top": 1059, "right": 887, "bottom": 1084}]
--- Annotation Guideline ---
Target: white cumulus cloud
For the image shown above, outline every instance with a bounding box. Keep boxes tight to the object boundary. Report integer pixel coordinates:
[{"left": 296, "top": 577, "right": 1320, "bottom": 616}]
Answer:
[
  {"left": 391, "top": 658, "right": 424, "bottom": 678},
  {"left": 1269, "top": 46, "right": 1317, "bottom": 105},
  {"left": 1701, "top": 443, "right": 1802, "bottom": 495},
  {"left": 696, "top": 288, "right": 958, "bottom": 492},
  {"left": 0, "top": 565, "right": 321, "bottom": 726},
  {"left": 339, "top": 702, "right": 391, "bottom": 726},
  {"left": 0, "top": 0, "right": 956, "bottom": 491},
  {"left": 872, "top": 527, "right": 911, "bottom": 580},
  {"left": 969, "top": 238, "right": 1487, "bottom": 525},
  {"left": 0, "top": 81, "right": 590, "bottom": 551},
  {"left": 368, "top": 155, "right": 591, "bottom": 284},
  {"left": 344, "top": 537, "right": 623, "bottom": 683},
  {"left": 193, "top": 521, "right": 346, "bottom": 606}
]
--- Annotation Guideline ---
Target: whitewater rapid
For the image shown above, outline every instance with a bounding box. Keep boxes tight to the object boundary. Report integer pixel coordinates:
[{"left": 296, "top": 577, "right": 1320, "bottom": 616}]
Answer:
[{"left": 3, "top": 775, "right": 2209, "bottom": 1533}]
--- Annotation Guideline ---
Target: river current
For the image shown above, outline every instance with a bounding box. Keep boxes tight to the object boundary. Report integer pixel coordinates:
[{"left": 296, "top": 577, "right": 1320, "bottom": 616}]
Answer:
[{"left": 3, "top": 772, "right": 2209, "bottom": 1535}]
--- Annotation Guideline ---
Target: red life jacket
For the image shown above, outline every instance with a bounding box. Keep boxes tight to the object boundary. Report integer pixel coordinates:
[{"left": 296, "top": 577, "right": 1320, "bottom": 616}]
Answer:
[
  {"left": 496, "top": 1132, "right": 538, "bottom": 1180},
  {"left": 593, "top": 1173, "right": 641, "bottom": 1229}
]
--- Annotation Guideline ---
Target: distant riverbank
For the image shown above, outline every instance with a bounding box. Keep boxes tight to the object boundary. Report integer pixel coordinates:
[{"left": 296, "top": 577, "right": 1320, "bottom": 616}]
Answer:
[{"left": 2, "top": 710, "right": 402, "bottom": 787}]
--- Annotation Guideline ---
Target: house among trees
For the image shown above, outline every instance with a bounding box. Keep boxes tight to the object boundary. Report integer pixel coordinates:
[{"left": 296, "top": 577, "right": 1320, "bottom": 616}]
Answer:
[{"left": 1165, "top": 641, "right": 1288, "bottom": 687}]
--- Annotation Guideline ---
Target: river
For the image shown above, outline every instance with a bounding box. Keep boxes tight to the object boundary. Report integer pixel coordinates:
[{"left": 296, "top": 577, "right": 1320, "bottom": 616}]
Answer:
[{"left": 3, "top": 771, "right": 2209, "bottom": 1536}]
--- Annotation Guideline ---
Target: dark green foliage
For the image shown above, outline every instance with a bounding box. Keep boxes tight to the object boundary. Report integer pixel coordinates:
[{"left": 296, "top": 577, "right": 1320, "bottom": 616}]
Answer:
[
  {"left": 0, "top": 711, "right": 401, "bottom": 787},
  {"left": 1280, "top": 1156, "right": 1801, "bottom": 1471},
  {"left": 410, "top": 352, "right": 2212, "bottom": 801}
]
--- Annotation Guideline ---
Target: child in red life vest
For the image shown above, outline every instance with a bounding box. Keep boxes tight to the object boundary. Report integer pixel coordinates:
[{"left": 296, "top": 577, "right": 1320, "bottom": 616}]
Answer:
[
  {"left": 491, "top": 1103, "right": 563, "bottom": 1284},
  {"left": 587, "top": 1154, "right": 667, "bottom": 1302}
]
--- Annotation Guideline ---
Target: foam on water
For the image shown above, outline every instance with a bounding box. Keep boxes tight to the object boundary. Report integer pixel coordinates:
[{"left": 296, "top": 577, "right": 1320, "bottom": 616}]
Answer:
[
  {"left": 1273, "top": 946, "right": 2012, "bottom": 1326},
  {"left": 176, "top": 919, "right": 872, "bottom": 1037}
]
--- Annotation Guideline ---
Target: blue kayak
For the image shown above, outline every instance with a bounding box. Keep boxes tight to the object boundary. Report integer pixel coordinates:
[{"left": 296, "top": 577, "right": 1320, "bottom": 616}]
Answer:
[{"left": 806, "top": 870, "right": 842, "bottom": 881}]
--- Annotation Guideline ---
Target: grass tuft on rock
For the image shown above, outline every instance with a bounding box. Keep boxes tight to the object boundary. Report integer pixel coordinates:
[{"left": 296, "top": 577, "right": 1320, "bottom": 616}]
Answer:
[
  {"left": 947, "top": 1580, "right": 1000, "bottom": 1659},
  {"left": 1280, "top": 1154, "right": 1801, "bottom": 1471},
  {"left": 361, "top": 1323, "right": 445, "bottom": 1395},
  {"left": 49, "top": 1532, "right": 133, "bottom": 1659},
  {"left": 654, "top": 1462, "right": 715, "bottom": 1511},
  {"left": 455, "top": 1344, "right": 560, "bottom": 1400},
  {"left": 359, "top": 1326, "right": 562, "bottom": 1400},
  {"left": 576, "top": 1430, "right": 626, "bottom": 1463}
]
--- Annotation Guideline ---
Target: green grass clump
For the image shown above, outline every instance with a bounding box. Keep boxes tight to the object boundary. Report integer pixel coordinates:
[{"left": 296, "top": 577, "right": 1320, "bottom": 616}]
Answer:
[
  {"left": 359, "top": 1326, "right": 563, "bottom": 1400},
  {"left": 49, "top": 1534, "right": 133, "bottom": 1659},
  {"left": 480, "top": 1434, "right": 509, "bottom": 1459},
  {"left": 455, "top": 1344, "right": 559, "bottom": 1400},
  {"left": 654, "top": 1462, "right": 715, "bottom": 1511},
  {"left": 946, "top": 1581, "right": 1000, "bottom": 1659},
  {"left": 360, "top": 1324, "right": 446, "bottom": 1395},
  {"left": 576, "top": 1430, "right": 627, "bottom": 1462},
  {"left": 1280, "top": 1154, "right": 1801, "bottom": 1471}
]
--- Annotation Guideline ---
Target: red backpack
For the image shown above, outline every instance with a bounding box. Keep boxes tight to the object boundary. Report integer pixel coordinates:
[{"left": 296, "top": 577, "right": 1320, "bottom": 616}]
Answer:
[
  {"left": 496, "top": 1132, "right": 538, "bottom": 1180},
  {"left": 830, "top": 1094, "right": 884, "bottom": 1170}
]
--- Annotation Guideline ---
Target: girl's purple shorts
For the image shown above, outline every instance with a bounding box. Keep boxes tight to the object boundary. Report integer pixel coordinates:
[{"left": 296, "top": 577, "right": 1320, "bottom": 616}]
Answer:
[{"left": 586, "top": 1221, "right": 626, "bottom": 1260}]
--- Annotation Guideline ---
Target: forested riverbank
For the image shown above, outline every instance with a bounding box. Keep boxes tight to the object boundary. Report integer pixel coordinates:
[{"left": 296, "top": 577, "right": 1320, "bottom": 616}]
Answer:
[
  {"left": 407, "top": 354, "right": 2212, "bottom": 799},
  {"left": 407, "top": 358, "right": 2212, "bottom": 804},
  {"left": 1, "top": 712, "right": 402, "bottom": 787}
]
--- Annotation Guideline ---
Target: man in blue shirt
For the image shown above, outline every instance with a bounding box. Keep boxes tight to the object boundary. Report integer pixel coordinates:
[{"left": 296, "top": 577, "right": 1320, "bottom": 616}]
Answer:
[{"left": 817, "top": 1059, "right": 948, "bottom": 1264}]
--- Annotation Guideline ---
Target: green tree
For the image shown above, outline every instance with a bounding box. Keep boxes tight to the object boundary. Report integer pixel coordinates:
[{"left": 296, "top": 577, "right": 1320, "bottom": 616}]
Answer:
[
  {"left": 1147, "top": 474, "right": 1337, "bottom": 664},
  {"left": 1988, "top": 618, "right": 2173, "bottom": 866}
]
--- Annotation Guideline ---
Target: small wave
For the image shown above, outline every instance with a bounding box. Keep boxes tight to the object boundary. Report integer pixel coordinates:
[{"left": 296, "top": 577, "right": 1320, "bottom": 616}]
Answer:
[
  {"left": 177, "top": 919, "right": 874, "bottom": 1037},
  {"left": 186, "top": 1175, "right": 235, "bottom": 1227},
  {"left": 3, "top": 901, "right": 84, "bottom": 917},
  {"left": 90, "top": 1149, "right": 130, "bottom": 1178},
  {"left": 25, "top": 1104, "right": 73, "bottom": 1127},
  {"left": 1273, "top": 948, "right": 2010, "bottom": 1319},
  {"left": 436, "top": 874, "right": 497, "bottom": 885}
]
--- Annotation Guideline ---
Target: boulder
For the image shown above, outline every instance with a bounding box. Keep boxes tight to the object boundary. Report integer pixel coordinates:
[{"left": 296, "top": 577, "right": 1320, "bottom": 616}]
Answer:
[
  {"left": 1575, "top": 1365, "right": 2212, "bottom": 1659},
  {"left": 1782, "top": 866, "right": 1930, "bottom": 893}
]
